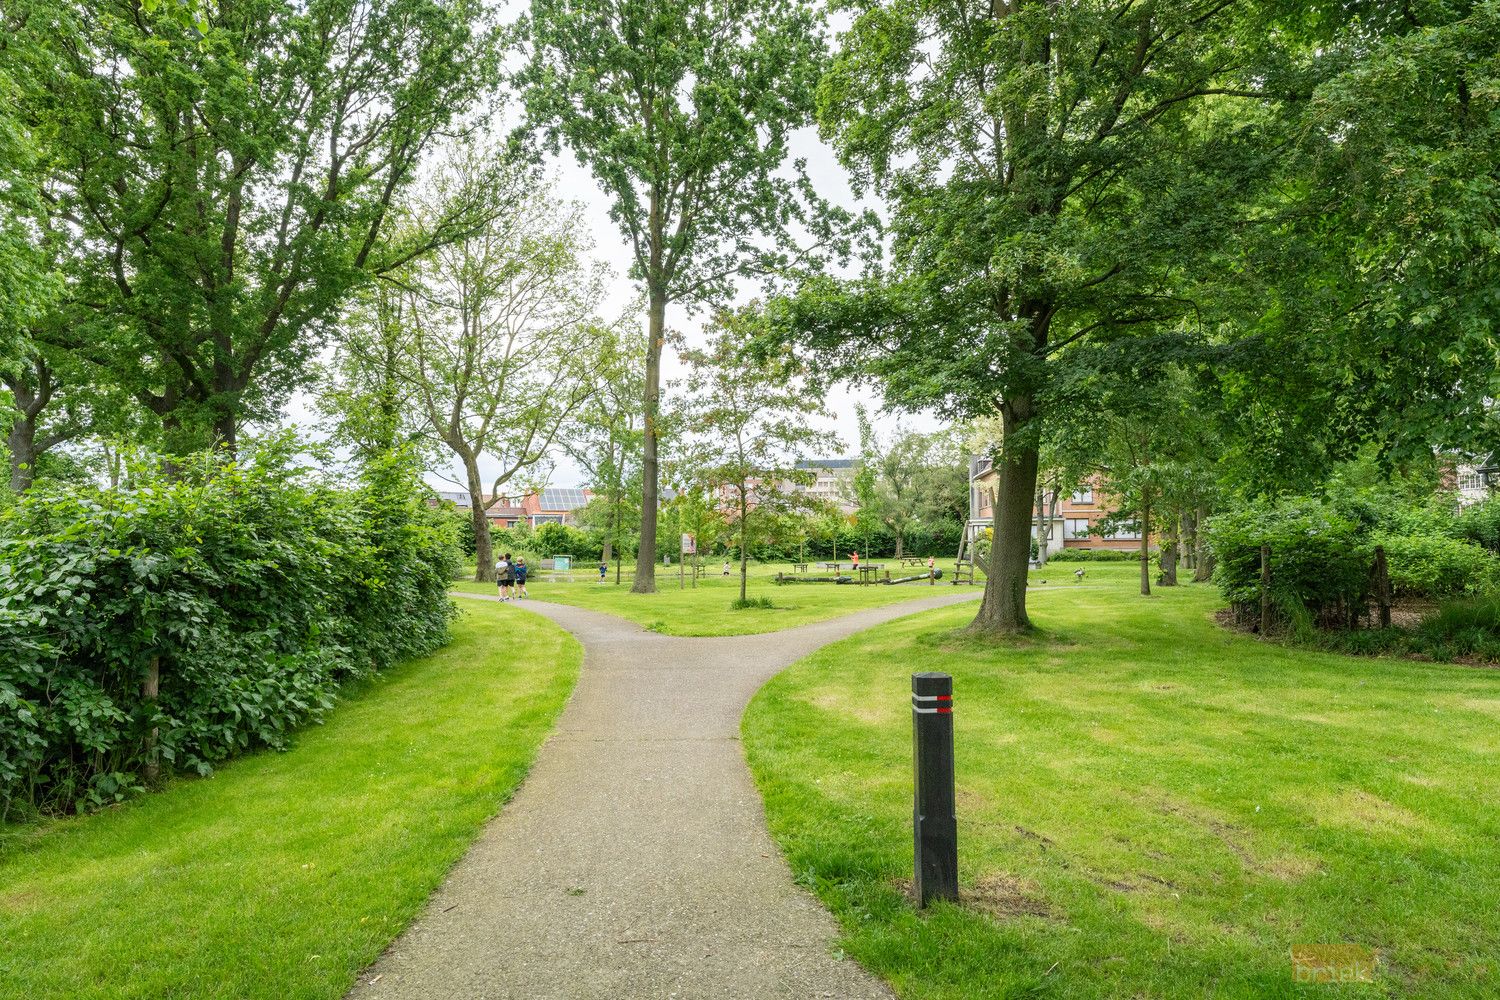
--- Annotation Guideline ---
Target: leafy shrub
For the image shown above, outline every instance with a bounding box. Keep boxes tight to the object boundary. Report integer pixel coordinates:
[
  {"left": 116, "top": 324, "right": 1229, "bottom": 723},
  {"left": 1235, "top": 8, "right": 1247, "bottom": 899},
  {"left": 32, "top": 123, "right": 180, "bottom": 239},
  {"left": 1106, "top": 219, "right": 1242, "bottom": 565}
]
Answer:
[
  {"left": 1454, "top": 498, "right": 1500, "bottom": 553},
  {"left": 1376, "top": 534, "right": 1496, "bottom": 598},
  {"left": 1047, "top": 548, "right": 1140, "bottom": 562},
  {"left": 731, "top": 595, "right": 775, "bottom": 610},
  {"left": 0, "top": 437, "right": 458, "bottom": 817},
  {"left": 1207, "top": 500, "right": 1371, "bottom": 625}
]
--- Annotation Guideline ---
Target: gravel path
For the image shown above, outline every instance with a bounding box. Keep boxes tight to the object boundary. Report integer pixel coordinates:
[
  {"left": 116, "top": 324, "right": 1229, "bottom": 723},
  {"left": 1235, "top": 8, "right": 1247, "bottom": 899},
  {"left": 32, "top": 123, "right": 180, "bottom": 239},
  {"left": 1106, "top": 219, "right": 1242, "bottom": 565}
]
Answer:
[{"left": 346, "top": 590, "right": 982, "bottom": 1000}]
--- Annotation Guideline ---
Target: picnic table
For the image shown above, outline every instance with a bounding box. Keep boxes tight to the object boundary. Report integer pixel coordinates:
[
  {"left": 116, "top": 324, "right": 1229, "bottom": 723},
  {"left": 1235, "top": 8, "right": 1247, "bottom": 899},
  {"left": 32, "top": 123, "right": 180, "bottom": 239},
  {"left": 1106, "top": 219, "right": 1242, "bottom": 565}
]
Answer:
[
  {"left": 790, "top": 562, "right": 810, "bottom": 573},
  {"left": 855, "top": 565, "right": 887, "bottom": 585},
  {"left": 900, "top": 556, "right": 928, "bottom": 568}
]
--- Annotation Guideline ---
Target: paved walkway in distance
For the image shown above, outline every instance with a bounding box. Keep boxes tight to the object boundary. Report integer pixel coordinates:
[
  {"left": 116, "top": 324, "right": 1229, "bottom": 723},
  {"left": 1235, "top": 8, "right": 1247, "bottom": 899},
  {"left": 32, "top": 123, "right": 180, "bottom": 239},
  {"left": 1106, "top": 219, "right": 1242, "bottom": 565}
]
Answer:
[{"left": 347, "top": 590, "right": 982, "bottom": 1000}]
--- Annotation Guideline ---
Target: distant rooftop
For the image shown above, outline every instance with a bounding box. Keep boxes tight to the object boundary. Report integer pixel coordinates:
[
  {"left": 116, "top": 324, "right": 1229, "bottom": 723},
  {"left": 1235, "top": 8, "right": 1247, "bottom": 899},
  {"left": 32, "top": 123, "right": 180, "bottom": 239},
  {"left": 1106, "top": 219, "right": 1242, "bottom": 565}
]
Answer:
[
  {"left": 537, "top": 487, "right": 590, "bottom": 512},
  {"left": 796, "top": 458, "right": 856, "bottom": 471}
]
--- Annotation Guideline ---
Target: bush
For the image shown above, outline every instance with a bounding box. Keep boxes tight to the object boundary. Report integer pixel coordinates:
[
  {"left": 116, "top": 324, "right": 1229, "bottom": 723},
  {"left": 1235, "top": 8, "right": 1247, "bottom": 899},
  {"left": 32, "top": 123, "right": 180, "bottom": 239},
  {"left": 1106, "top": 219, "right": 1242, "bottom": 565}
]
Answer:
[
  {"left": 0, "top": 438, "right": 458, "bottom": 817},
  {"left": 1455, "top": 497, "right": 1500, "bottom": 553},
  {"left": 1377, "top": 534, "right": 1496, "bottom": 598},
  {"left": 1207, "top": 500, "right": 1371, "bottom": 626},
  {"left": 731, "top": 595, "right": 775, "bottom": 610},
  {"left": 1047, "top": 548, "right": 1140, "bottom": 562}
]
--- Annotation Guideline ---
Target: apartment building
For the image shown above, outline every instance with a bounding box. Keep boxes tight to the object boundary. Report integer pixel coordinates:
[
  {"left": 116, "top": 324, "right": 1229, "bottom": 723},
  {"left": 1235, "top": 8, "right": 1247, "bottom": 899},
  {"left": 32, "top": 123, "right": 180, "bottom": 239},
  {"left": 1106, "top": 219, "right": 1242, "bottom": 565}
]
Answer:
[
  {"left": 966, "top": 456, "right": 1143, "bottom": 555},
  {"left": 795, "top": 458, "right": 859, "bottom": 514}
]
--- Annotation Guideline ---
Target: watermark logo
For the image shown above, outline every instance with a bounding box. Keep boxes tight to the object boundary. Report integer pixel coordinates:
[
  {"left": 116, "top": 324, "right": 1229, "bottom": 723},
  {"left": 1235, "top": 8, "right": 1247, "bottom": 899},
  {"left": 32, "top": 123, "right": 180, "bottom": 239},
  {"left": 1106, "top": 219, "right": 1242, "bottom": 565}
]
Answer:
[{"left": 1291, "top": 944, "right": 1377, "bottom": 983}]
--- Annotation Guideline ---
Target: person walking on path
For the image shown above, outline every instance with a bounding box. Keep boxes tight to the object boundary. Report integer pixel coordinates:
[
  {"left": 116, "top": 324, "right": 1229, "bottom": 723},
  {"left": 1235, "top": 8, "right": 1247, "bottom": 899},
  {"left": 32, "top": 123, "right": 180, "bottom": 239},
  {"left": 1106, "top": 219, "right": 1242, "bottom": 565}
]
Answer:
[
  {"left": 514, "top": 558, "right": 530, "bottom": 599},
  {"left": 496, "top": 553, "right": 514, "bottom": 600}
]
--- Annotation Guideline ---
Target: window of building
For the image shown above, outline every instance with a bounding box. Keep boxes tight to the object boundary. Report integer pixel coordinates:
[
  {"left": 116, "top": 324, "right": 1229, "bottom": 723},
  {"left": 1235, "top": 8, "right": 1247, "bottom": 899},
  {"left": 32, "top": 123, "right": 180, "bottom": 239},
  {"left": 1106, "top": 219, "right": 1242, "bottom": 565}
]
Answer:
[
  {"left": 1071, "top": 488, "right": 1094, "bottom": 504},
  {"left": 1459, "top": 469, "right": 1485, "bottom": 492},
  {"left": 1063, "top": 518, "right": 1092, "bottom": 540},
  {"left": 531, "top": 514, "right": 564, "bottom": 526},
  {"left": 1100, "top": 521, "right": 1141, "bottom": 540}
]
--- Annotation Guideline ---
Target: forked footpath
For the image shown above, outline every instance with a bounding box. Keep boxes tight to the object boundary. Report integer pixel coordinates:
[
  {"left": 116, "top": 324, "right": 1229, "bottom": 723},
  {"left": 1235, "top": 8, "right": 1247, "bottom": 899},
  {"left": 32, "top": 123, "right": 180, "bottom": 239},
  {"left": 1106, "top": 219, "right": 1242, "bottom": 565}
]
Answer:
[{"left": 346, "top": 591, "right": 982, "bottom": 1000}]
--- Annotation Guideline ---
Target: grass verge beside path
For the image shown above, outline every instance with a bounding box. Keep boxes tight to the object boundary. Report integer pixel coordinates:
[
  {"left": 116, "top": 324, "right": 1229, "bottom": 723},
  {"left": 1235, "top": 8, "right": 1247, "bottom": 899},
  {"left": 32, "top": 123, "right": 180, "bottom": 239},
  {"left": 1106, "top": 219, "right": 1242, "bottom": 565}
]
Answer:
[
  {"left": 449, "top": 562, "right": 1125, "bottom": 637},
  {"left": 0, "top": 602, "right": 579, "bottom": 1000},
  {"left": 744, "top": 575, "right": 1500, "bottom": 999}
]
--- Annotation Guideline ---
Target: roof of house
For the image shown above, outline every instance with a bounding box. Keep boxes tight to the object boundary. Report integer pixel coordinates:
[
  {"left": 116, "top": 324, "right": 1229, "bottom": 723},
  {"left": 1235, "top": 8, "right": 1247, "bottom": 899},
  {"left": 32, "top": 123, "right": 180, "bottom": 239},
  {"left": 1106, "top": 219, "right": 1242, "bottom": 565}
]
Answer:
[
  {"left": 796, "top": 458, "right": 856, "bottom": 471},
  {"left": 536, "top": 487, "right": 590, "bottom": 512},
  {"left": 485, "top": 505, "right": 527, "bottom": 519}
]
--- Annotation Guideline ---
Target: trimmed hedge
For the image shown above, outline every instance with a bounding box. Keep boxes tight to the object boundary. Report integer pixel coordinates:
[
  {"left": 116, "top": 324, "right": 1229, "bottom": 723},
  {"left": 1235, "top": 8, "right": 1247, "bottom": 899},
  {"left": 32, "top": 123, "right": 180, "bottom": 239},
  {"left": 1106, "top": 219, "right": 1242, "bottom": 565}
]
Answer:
[
  {"left": 1377, "top": 533, "right": 1498, "bottom": 598},
  {"left": 1046, "top": 548, "right": 1142, "bottom": 563},
  {"left": 0, "top": 439, "right": 459, "bottom": 817}
]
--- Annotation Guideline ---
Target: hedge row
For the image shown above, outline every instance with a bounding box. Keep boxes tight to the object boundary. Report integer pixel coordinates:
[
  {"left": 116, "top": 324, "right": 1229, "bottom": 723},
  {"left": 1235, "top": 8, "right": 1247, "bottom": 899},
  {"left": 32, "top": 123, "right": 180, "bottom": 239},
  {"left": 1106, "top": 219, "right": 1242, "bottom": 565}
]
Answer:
[
  {"left": 0, "top": 439, "right": 459, "bottom": 817},
  {"left": 1206, "top": 497, "right": 1499, "bottom": 630}
]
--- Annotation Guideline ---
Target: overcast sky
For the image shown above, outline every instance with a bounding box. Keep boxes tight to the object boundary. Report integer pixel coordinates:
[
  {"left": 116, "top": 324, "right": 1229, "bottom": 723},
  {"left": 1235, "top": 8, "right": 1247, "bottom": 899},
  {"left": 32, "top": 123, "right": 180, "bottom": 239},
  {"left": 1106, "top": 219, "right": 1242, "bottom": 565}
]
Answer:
[{"left": 284, "top": 115, "right": 945, "bottom": 496}]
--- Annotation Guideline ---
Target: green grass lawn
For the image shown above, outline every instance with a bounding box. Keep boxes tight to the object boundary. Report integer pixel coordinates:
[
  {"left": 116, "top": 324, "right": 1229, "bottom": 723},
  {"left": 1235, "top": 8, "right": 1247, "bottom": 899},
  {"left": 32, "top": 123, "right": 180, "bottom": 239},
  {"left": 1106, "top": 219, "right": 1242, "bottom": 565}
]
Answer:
[
  {"left": 743, "top": 574, "right": 1500, "bottom": 999},
  {"left": 447, "top": 559, "right": 1078, "bottom": 637},
  {"left": 0, "top": 602, "right": 579, "bottom": 1000}
]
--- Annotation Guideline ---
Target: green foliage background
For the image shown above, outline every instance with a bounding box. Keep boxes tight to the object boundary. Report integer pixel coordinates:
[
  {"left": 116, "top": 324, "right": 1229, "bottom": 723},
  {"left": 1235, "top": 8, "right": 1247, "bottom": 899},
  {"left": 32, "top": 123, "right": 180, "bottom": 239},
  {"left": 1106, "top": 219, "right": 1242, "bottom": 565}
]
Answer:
[{"left": 0, "top": 437, "right": 459, "bottom": 816}]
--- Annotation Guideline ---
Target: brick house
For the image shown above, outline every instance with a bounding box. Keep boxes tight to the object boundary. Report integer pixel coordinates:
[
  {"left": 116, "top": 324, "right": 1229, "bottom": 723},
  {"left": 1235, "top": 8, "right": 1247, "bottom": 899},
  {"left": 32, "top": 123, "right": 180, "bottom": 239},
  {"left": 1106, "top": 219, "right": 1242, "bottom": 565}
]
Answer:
[
  {"left": 431, "top": 487, "right": 592, "bottom": 528},
  {"left": 966, "top": 456, "right": 1144, "bottom": 557}
]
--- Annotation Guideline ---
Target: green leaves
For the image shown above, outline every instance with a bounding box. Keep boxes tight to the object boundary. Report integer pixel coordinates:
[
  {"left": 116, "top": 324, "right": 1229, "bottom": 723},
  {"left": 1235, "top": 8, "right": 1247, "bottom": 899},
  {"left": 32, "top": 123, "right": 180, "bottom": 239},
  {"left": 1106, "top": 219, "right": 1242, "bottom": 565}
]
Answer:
[
  {"left": 0, "top": 435, "right": 459, "bottom": 816},
  {"left": 14, "top": 0, "right": 500, "bottom": 450}
]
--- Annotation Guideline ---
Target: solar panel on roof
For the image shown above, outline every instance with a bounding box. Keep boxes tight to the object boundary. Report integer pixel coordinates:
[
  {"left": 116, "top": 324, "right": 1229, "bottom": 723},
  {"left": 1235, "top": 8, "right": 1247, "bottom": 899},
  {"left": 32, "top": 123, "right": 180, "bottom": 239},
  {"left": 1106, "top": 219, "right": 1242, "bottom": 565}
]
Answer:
[{"left": 539, "top": 488, "right": 588, "bottom": 511}]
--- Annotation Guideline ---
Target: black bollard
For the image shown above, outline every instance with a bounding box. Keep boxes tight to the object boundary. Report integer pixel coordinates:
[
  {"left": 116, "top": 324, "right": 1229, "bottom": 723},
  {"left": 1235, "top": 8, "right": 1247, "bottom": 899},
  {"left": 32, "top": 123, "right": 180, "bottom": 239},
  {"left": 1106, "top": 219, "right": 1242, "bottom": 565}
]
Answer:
[{"left": 911, "top": 672, "right": 957, "bottom": 906}]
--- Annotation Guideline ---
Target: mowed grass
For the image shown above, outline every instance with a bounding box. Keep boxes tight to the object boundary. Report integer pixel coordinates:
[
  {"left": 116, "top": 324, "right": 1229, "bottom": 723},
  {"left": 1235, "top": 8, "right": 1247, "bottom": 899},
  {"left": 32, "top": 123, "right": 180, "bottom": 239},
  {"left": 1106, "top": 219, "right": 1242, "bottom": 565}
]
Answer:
[
  {"left": 743, "top": 574, "right": 1500, "bottom": 999},
  {"left": 451, "top": 559, "right": 1017, "bottom": 636},
  {"left": 0, "top": 602, "right": 579, "bottom": 1000}
]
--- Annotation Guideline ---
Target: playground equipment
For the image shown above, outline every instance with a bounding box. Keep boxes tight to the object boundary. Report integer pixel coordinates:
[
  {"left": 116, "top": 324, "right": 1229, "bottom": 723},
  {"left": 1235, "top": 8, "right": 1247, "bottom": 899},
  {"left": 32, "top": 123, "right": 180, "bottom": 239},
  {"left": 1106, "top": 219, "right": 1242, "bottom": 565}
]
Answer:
[{"left": 952, "top": 534, "right": 989, "bottom": 585}]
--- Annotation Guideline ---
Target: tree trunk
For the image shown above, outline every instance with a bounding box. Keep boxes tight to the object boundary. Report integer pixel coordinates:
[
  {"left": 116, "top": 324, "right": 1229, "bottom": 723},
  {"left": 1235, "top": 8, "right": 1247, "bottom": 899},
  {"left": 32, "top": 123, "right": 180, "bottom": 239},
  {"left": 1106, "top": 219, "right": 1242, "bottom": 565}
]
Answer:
[
  {"left": 1374, "top": 545, "right": 1392, "bottom": 628},
  {"left": 968, "top": 400, "right": 1039, "bottom": 635},
  {"left": 1192, "top": 504, "right": 1213, "bottom": 582},
  {"left": 633, "top": 285, "right": 665, "bottom": 593},
  {"left": 1259, "top": 544, "right": 1273, "bottom": 634},
  {"left": 1034, "top": 485, "right": 1048, "bottom": 568},
  {"left": 3, "top": 356, "right": 55, "bottom": 493},
  {"left": 1158, "top": 518, "right": 1178, "bottom": 586},
  {"left": 213, "top": 406, "right": 237, "bottom": 457},
  {"left": 613, "top": 490, "right": 624, "bottom": 584},
  {"left": 143, "top": 655, "right": 161, "bottom": 786},
  {"left": 465, "top": 458, "right": 495, "bottom": 582},
  {"left": 894, "top": 531, "right": 905, "bottom": 559},
  {"left": 1139, "top": 493, "right": 1152, "bottom": 596},
  {"left": 7, "top": 417, "right": 37, "bottom": 493},
  {"left": 739, "top": 491, "right": 750, "bottom": 602},
  {"left": 1181, "top": 509, "right": 1197, "bottom": 571}
]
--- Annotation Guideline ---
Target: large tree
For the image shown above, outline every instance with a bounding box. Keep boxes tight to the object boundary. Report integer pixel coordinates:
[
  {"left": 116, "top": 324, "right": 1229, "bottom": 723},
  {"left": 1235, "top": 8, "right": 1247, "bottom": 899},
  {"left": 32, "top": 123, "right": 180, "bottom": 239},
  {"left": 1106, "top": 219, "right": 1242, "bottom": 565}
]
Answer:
[
  {"left": 372, "top": 157, "right": 617, "bottom": 581},
  {"left": 677, "top": 312, "right": 836, "bottom": 602},
  {"left": 562, "top": 326, "right": 646, "bottom": 580},
  {"left": 18, "top": 0, "right": 497, "bottom": 452},
  {"left": 772, "top": 2, "right": 1336, "bottom": 633},
  {"left": 519, "top": 0, "right": 847, "bottom": 593}
]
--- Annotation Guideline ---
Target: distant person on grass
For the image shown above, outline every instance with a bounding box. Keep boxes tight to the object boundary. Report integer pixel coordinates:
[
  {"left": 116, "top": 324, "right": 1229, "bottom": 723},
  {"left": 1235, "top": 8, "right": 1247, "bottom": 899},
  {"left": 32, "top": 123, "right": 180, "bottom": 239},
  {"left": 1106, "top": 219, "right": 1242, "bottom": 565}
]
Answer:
[
  {"left": 515, "top": 558, "right": 529, "bottom": 599},
  {"left": 496, "top": 552, "right": 514, "bottom": 600},
  {"left": 722, "top": 560, "right": 731, "bottom": 576},
  {"left": 599, "top": 559, "right": 608, "bottom": 582}
]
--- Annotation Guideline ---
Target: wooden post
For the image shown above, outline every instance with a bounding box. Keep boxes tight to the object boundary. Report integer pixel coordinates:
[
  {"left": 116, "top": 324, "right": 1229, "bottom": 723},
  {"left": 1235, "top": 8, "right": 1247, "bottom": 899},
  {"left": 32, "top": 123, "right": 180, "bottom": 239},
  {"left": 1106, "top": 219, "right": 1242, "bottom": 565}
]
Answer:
[
  {"left": 143, "top": 654, "right": 161, "bottom": 785},
  {"left": 1374, "top": 545, "right": 1392, "bottom": 628},
  {"left": 1259, "top": 544, "right": 1273, "bottom": 634}
]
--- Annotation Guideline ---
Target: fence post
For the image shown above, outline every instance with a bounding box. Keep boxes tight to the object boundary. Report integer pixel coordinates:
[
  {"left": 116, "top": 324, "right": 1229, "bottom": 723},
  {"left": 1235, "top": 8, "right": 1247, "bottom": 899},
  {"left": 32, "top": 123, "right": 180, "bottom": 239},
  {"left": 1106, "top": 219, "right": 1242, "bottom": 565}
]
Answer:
[
  {"left": 912, "top": 672, "right": 958, "bottom": 906},
  {"left": 1374, "top": 545, "right": 1392, "bottom": 629},
  {"left": 1259, "top": 544, "right": 1273, "bottom": 634},
  {"left": 143, "top": 654, "right": 161, "bottom": 785}
]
